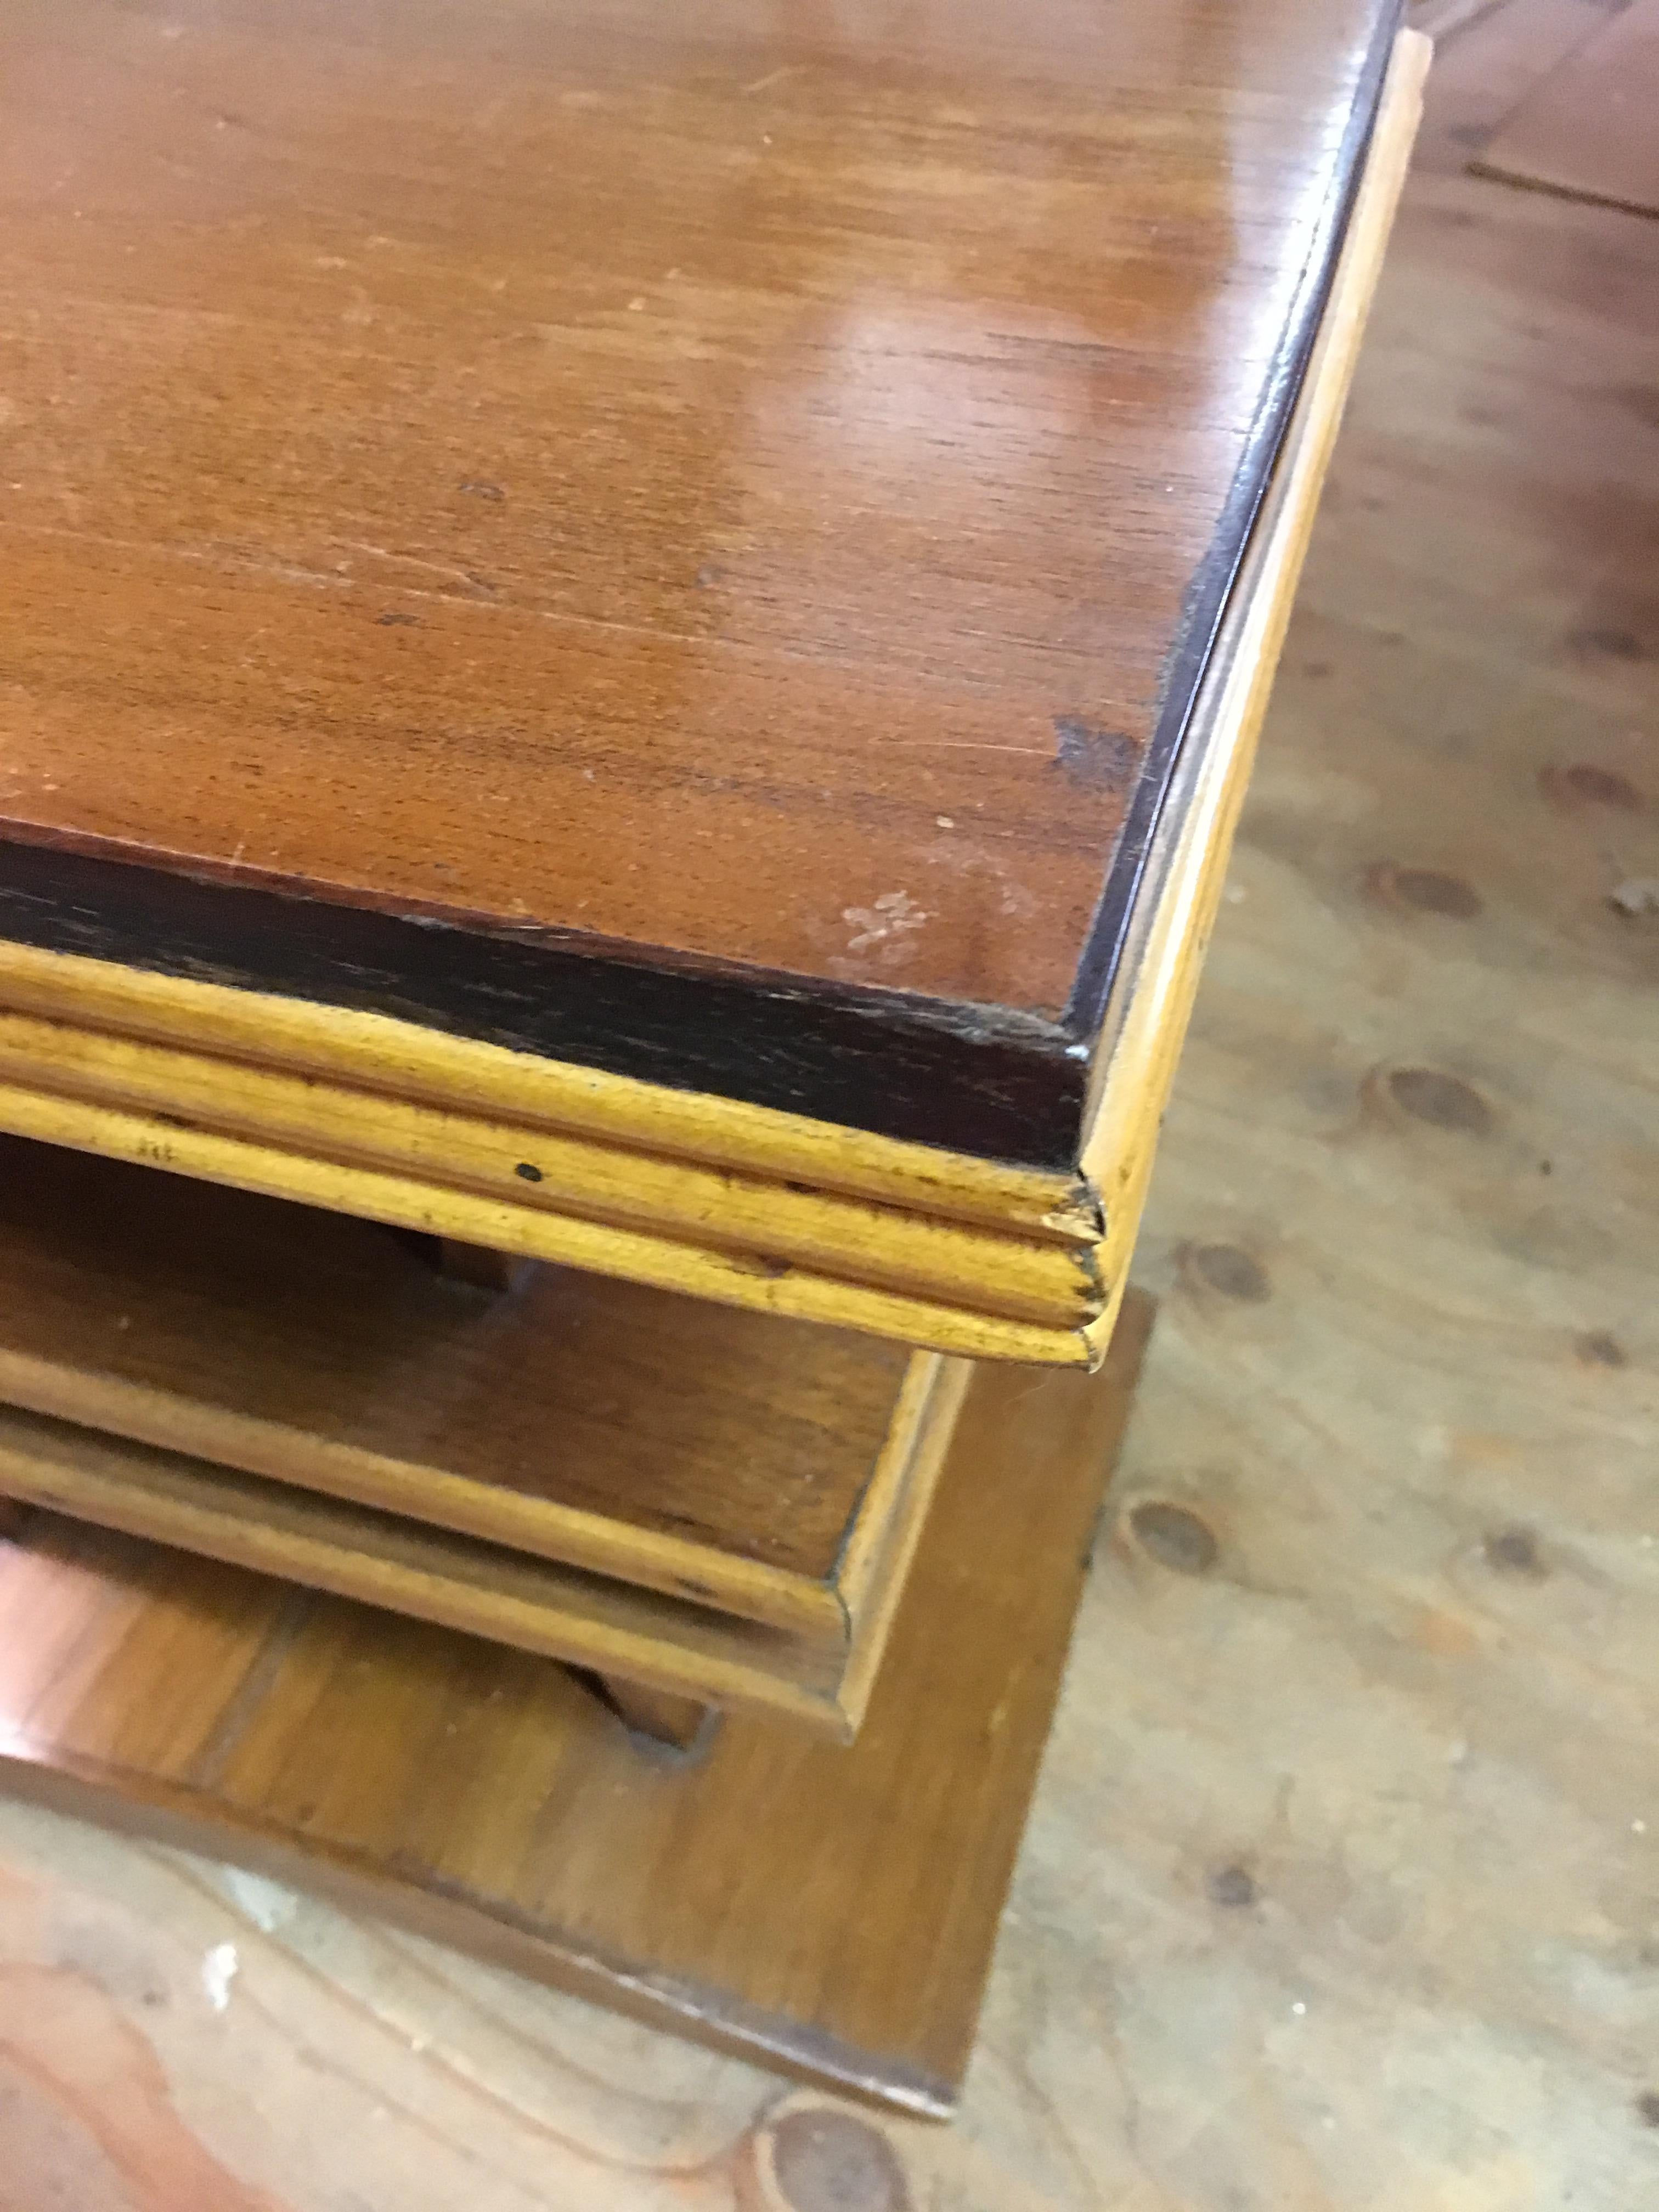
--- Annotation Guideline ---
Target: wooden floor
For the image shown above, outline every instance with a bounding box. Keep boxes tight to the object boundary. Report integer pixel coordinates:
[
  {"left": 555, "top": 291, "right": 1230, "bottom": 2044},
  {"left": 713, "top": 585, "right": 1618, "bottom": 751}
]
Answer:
[{"left": 3, "top": 7, "right": 1658, "bottom": 2203}]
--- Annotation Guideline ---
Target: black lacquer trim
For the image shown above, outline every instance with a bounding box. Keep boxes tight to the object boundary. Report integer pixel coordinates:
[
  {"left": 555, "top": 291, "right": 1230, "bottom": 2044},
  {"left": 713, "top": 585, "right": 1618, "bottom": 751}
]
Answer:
[
  {"left": 1063, "top": 0, "right": 1404, "bottom": 1048},
  {"left": 0, "top": 839, "right": 1089, "bottom": 1170}
]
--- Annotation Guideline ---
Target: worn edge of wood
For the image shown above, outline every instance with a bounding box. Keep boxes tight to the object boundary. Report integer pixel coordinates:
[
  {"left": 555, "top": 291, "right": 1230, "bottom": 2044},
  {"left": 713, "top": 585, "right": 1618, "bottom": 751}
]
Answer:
[
  {"left": 0, "top": 1408, "right": 869, "bottom": 1736},
  {"left": 0, "top": 1008, "right": 1099, "bottom": 1330},
  {"left": 0, "top": 41, "right": 1415, "bottom": 1374},
  {"left": 0, "top": 1748, "right": 961, "bottom": 2117},
  {"left": 0, "top": 5, "right": 1402, "bottom": 1177},
  {"left": 0, "top": 1079, "right": 1095, "bottom": 1366},
  {"left": 1063, "top": 0, "right": 1404, "bottom": 1044},
  {"left": 823, "top": 1351, "right": 945, "bottom": 1629},
  {"left": 1077, "top": 25, "right": 1431, "bottom": 1359},
  {"left": 0, "top": 1353, "right": 969, "bottom": 1740},
  {"left": 830, "top": 1356, "right": 974, "bottom": 1736},
  {"left": 0, "top": 935, "right": 1092, "bottom": 1239}
]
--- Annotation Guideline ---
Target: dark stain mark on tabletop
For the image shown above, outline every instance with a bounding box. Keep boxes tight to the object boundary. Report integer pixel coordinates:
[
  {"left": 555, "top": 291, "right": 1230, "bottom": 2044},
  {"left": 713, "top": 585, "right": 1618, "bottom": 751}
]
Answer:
[
  {"left": 1053, "top": 718, "right": 1142, "bottom": 792},
  {"left": 1636, "top": 2092, "right": 1659, "bottom": 2129},
  {"left": 514, "top": 1162, "right": 543, "bottom": 1182}
]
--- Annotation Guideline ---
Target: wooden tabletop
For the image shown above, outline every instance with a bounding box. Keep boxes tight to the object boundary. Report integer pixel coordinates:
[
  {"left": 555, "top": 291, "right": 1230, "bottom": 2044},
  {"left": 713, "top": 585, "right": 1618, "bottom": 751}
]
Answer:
[{"left": 0, "top": 0, "right": 1398, "bottom": 1170}]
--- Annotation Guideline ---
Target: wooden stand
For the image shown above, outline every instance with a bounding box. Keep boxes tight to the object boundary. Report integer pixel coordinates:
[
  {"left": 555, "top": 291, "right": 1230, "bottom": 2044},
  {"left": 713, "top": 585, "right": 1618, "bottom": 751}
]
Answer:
[
  {"left": 0, "top": 0, "right": 1425, "bottom": 2147},
  {"left": 0, "top": 1294, "right": 1150, "bottom": 2116}
]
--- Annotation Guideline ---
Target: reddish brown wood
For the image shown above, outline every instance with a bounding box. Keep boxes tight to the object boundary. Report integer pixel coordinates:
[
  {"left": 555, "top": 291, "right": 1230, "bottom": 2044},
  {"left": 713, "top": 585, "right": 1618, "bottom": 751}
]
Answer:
[
  {"left": 0, "top": 1134, "right": 909, "bottom": 1592},
  {"left": 0, "top": 0, "right": 1401, "bottom": 1164}
]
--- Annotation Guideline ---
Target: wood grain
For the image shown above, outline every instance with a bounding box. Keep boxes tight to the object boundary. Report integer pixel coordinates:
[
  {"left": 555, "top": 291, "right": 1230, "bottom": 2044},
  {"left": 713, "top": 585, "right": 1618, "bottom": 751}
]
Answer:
[
  {"left": 0, "top": 48, "right": 1423, "bottom": 1370},
  {"left": 0, "top": 1293, "right": 1154, "bottom": 2115},
  {"left": 0, "top": 1334, "right": 969, "bottom": 1738},
  {"left": 0, "top": 1407, "right": 854, "bottom": 1733},
  {"left": 1474, "top": 0, "right": 1659, "bottom": 215},
  {"left": 2, "top": 20, "right": 1656, "bottom": 2198},
  {"left": 0, "top": 1133, "right": 932, "bottom": 1639},
  {"left": 0, "top": 0, "right": 1400, "bottom": 1165}
]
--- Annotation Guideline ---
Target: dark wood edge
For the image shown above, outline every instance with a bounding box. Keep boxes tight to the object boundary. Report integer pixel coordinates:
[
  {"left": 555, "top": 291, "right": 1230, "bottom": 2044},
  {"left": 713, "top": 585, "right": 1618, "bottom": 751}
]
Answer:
[
  {"left": 0, "top": 838, "right": 1087, "bottom": 1170},
  {"left": 1063, "top": 0, "right": 1406, "bottom": 1041}
]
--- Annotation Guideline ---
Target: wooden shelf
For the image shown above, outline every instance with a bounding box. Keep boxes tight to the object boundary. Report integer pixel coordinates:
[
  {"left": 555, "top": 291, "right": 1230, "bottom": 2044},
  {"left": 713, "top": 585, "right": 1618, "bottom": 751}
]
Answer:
[
  {"left": 0, "top": 1295, "right": 1152, "bottom": 2117},
  {"left": 0, "top": 1135, "right": 970, "bottom": 1737}
]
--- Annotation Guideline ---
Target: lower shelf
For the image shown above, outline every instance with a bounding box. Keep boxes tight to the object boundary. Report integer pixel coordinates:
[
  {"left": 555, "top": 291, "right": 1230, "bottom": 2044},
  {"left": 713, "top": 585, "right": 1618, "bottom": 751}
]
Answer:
[
  {"left": 0, "top": 1370, "right": 964, "bottom": 1741},
  {"left": 0, "top": 1130, "right": 969, "bottom": 1737},
  {"left": 0, "top": 1291, "right": 1151, "bottom": 2116}
]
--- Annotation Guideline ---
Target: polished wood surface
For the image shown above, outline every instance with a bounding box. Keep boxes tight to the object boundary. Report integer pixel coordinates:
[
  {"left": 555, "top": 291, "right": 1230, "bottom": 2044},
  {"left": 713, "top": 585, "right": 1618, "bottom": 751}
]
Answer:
[
  {"left": 5, "top": 22, "right": 1658, "bottom": 2193},
  {"left": 0, "top": 37, "right": 1426, "bottom": 1369},
  {"left": 0, "top": 1134, "right": 933, "bottom": 1637},
  {"left": 0, "top": 1293, "right": 1153, "bottom": 2116},
  {"left": 0, "top": 0, "right": 1398, "bottom": 1167}
]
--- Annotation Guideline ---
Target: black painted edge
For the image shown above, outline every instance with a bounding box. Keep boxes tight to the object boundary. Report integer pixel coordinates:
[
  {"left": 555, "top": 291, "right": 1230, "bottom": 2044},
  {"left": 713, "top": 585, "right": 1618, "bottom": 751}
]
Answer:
[
  {"left": 0, "top": 838, "right": 1090, "bottom": 1171},
  {"left": 1062, "top": 0, "right": 1406, "bottom": 1047}
]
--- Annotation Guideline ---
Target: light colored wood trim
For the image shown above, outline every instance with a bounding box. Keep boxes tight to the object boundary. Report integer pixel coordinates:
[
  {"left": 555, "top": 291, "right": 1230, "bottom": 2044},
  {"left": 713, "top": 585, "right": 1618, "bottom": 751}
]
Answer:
[
  {"left": 0, "top": 1295, "right": 1155, "bottom": 2115},
  {"left": 0, "top": 1367, "right": 979, "bottom": 1742},
  {"left": 0, "top": 41, "right": 1422, "bottom": 1372},
  {"left": 0, "top": 1336, "right": 972, "bottom": 1743},
  {"left": 1079, "top": 27, "right": 1431, "bottom": 1358},
  {"left": 829, "top": 1352, "right": 949, "bottom": 1626},
  {"left": 831, "top": 1355, "right": 974, "bottom": 1736},
  {"left": 0, "top": 1007, "right": 1097, "bottom": 1330},
  {"left": 0, "top": 1079, "right": 1088, "bottom": 1365}
]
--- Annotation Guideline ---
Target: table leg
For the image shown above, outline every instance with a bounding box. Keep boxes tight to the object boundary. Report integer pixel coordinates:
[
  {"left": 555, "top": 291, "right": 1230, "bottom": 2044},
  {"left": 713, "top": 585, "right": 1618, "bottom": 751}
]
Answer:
[{"left": 579, "top": 1670, "right": 722, "bottom": 1758}]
